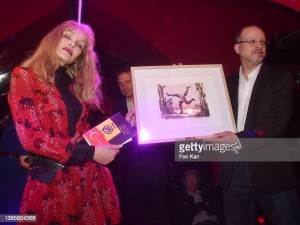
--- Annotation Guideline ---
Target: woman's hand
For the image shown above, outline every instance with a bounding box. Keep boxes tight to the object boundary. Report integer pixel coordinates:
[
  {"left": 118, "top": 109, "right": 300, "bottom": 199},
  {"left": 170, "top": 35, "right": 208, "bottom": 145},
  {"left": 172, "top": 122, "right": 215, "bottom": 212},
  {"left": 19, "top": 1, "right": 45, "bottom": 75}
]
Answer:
[
  {"left": 93, "top": 144, "right": 122, "bottom": 165},
  {"left": 125, "top": 109, "right": 136, "bottom": 127}
]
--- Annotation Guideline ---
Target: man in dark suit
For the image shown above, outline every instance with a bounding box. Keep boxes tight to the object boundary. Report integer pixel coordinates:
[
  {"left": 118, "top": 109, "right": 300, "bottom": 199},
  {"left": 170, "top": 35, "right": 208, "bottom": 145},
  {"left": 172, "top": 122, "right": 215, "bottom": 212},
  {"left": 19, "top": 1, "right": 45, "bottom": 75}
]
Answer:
[
  {"left": 211, "top": 25, "right": 300, "bottom": 225},
  {"left": 109, "top": 66, "right": 171, "bottom": 225}
]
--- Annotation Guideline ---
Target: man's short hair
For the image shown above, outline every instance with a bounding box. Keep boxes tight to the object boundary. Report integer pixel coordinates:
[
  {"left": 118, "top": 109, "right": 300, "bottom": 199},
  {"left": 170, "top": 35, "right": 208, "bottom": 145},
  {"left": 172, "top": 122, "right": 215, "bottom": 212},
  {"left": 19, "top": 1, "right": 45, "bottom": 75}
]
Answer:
[{"left": 115, "top": 65, "right": 133, "bottom": 78}]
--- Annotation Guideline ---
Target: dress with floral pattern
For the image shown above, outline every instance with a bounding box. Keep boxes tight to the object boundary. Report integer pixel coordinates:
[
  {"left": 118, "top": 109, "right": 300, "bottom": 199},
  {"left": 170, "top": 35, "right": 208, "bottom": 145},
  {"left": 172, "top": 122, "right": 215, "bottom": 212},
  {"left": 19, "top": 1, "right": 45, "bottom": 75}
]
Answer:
[{"left": 8, "top": 66, "right": 120, "bottom": 225}]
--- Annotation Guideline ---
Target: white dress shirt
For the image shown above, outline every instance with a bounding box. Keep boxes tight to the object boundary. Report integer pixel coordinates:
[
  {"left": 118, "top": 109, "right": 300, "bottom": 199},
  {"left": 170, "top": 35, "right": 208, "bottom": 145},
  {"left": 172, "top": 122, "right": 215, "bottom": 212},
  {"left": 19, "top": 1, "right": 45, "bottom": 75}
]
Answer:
[{"left": 237, "top": 64, "right": 262, "bottom": 132}]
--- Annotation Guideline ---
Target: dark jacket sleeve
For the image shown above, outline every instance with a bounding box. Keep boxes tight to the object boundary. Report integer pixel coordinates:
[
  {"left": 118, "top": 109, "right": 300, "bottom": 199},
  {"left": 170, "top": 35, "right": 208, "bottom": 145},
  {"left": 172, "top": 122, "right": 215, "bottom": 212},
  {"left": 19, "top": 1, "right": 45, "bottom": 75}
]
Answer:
[
  {"left": 66, "top": 140, "right": 95, "bottom": 165},
  {"left": 238, "top": 66, "right": 294, "bottom": 139}
]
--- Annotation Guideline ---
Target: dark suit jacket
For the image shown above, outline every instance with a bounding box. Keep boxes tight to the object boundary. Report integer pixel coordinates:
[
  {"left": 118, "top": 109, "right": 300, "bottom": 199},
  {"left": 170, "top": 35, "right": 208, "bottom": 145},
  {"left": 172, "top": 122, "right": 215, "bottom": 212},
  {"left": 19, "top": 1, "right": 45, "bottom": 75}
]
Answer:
[
  {"left": 218, "top": 64, "right": 298, "bottom": 193},
  {"left": 112, "top": 96, "right": 128, "bottom": 119},
  {"left": 109, "top": 96, "right": 172, "bottom": 176}
]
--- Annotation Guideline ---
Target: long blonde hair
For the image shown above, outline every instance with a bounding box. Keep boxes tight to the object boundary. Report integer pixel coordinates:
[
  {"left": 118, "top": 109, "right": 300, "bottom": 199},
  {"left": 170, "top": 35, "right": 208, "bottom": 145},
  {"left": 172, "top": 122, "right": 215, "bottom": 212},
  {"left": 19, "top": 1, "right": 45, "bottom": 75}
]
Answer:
[{"left": 22, "top": 20, "right": 102, "bottom": 108}]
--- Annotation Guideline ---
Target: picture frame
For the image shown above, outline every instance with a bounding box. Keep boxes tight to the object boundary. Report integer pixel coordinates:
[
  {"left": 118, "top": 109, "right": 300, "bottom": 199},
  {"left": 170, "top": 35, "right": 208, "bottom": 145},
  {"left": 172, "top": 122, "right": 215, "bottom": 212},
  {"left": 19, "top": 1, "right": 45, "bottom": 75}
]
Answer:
[{"left": 131, "top": 64, "right": 237, "bottom": 144}]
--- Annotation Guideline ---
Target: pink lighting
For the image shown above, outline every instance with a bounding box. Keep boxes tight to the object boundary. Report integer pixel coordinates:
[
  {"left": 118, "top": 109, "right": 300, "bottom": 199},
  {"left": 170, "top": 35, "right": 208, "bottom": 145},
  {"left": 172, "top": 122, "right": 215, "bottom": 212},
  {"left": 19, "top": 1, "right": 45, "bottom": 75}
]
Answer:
[
  {"left": 77, "top": 0, "right": 83, "bottom": 23},
  {"left": 257, "top": 216, "right": 265, "bottom": 224},
  {"left": 271, "top": 0, "right": 300, "bottom": 12},
  {"left": 140, "top": 129, "right": 150, "bottom": 142}
]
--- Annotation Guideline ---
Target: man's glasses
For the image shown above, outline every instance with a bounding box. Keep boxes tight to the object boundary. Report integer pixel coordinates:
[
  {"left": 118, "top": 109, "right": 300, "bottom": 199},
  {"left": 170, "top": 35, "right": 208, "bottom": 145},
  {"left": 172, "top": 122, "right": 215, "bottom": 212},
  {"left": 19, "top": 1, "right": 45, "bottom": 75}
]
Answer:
[{"left": 236, "top": 40, "right": 268, "bottom": 46}]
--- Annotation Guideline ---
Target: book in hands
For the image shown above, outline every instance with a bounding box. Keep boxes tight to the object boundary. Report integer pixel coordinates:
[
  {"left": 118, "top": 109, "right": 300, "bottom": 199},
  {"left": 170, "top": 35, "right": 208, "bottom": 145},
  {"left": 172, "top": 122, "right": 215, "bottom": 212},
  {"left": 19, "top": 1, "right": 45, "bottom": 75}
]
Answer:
[{"left": 84, "top": 112, "right": 136, "bottom": 146}]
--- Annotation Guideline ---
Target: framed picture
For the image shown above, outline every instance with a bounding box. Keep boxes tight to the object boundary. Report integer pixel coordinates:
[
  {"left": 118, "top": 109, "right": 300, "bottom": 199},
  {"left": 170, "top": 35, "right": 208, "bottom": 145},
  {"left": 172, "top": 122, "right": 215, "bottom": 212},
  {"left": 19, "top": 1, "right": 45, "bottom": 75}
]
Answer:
[{"left": 131, "top": 64, "right": 236, "bottom": 144}]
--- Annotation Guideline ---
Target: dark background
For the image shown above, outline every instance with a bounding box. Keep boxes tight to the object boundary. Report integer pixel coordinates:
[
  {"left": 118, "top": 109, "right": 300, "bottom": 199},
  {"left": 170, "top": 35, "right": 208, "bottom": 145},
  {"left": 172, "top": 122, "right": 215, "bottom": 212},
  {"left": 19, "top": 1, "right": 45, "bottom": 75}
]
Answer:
[
  {"left": 1, "top": 0, "right": 300, "bottom": 117},
  {"left": 0, "top": 1, "right": 300, "bottom": 223}
]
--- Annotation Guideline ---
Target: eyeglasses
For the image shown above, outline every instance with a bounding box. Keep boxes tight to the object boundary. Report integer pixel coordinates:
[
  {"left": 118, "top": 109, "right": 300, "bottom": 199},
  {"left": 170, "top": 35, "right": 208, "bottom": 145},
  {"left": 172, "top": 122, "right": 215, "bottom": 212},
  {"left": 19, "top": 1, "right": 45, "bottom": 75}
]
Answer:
[
  {"left": 236, "top": 40, "right": 268, "bottom": 46},
  {"left": 187, "top": 178, "right": 199, "bottom": 183}
]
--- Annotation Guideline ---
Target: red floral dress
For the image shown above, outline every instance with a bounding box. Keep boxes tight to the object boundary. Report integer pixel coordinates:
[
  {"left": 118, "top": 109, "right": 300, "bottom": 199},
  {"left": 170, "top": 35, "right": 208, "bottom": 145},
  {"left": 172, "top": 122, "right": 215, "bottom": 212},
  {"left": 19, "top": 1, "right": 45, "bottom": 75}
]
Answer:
[{"left": 8, "top": 66, "right": 121, "bottom": 225}]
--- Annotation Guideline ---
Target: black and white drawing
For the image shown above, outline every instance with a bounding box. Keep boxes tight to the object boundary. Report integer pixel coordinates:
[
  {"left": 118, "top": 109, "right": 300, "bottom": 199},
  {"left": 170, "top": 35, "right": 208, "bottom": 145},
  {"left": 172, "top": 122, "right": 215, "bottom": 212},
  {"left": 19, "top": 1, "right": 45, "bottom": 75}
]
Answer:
[
  {"left": 158, "top": 82, "right": 210, "bottom": 119},
  {"left": 131, "top": 65, "right": 236, "bottom": 144}
]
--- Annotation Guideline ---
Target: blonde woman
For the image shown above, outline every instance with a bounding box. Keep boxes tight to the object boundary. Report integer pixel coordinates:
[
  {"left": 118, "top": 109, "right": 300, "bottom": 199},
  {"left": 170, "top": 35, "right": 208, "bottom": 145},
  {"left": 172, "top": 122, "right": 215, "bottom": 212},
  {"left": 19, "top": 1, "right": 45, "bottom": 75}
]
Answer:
[{"left": 8, "top": 20, "right": 121, "bottom": 225}]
